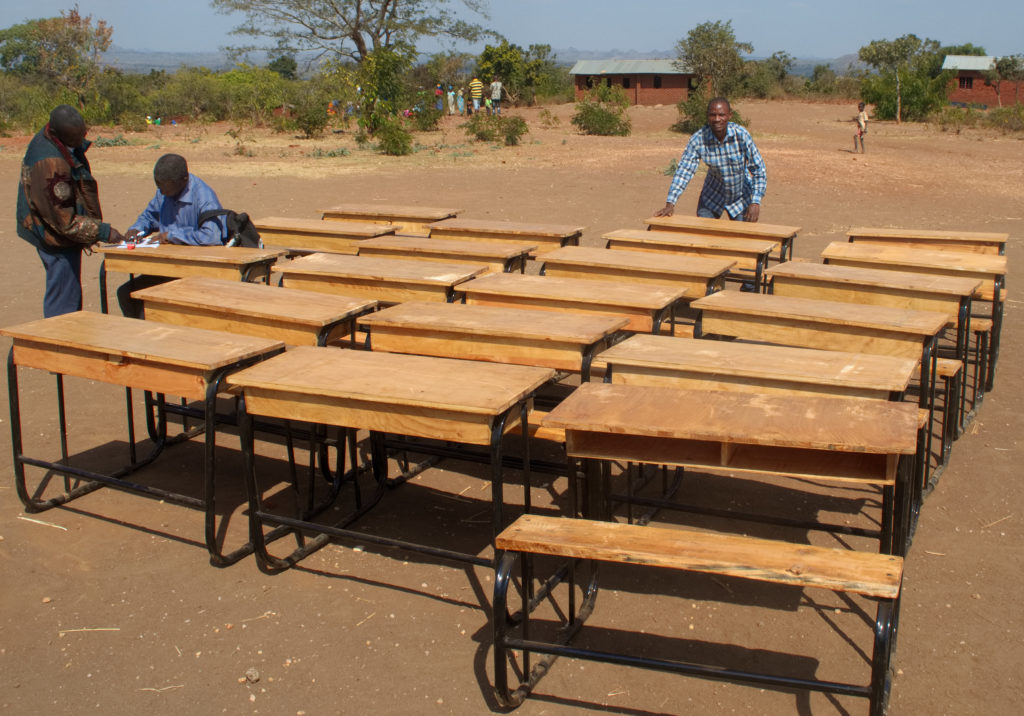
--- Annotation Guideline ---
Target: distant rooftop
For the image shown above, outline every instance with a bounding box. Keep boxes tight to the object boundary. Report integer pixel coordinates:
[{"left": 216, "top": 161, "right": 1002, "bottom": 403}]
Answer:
[
  {"left": 941, "top": 55, "right": 996, "bottom": 71},
  {"left": 568, "top": 59, "right": 690, "bottom": 75}
]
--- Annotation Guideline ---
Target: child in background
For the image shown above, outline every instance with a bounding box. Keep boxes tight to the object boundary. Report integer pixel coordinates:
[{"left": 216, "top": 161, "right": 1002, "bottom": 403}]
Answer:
[{"left": 854, "top": 102, "right": 868, "bottom": 153}]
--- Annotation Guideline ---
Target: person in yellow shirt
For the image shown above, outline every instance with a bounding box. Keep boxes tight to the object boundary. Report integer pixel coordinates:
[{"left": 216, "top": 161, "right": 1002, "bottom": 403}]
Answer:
[{"left": 469, "top": 76, "right": 484, "bottom": 113}]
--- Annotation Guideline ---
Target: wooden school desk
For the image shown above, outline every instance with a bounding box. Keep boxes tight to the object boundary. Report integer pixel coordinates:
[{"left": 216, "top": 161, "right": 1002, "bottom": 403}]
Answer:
[
  {"left": 253, "top": 216, "right": 395, "bottom": 255},
  {"left": 359, "top": 302, "right": 627, "bottom": 381},
  {"left": 847, "top": 226, "right": 1008, "bottom": 255},
  {"left": 96, "top": 243, "right": 286, "bottom": 313},
  {"left": 132, "top": 276, "right": 378, "bottom": 346},
  {"left": 428, "top": 217, "right": 584, "bottom": 256},
  {"left": 321, "top": 203, "right": 461, "bottom": 236},
  {"left": 2, "top": 311, "right": 284, "bottom": 565},
  {"left": 595, "top": 334, "right": 917, "bottom": 401},
  {"left": 643, "top": 214, "right": 800, "bottom": 261},
  {"left": 228, "top": 347, "right": 554, "bottom": 570},
  {"left": 603, "top": 228, "right": 776, "bottom": 289},
  {"left": 460, "top": 273, "right": 688, "bottom": 334},
  {"left": 357, "top": 235, "right": 536, "bottom": 274},
  {"left": 277, "top": 252, "right": 486, "bottom": 304},
  {"left": 539, "top": 245, "right": 733, "bottom": 298}
]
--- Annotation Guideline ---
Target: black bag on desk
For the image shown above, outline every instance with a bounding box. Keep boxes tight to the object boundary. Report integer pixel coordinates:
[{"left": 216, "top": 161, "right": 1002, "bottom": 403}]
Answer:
[{"left": 198, "top": 209, "right": 264, "bottom": 248}]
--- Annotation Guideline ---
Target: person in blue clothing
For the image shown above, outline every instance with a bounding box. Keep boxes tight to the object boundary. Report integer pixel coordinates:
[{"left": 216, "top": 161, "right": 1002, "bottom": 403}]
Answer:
[
  {"left": 656, "top": 97, "right": 766, "bottom": 223},
  {"left": 117, "top": 153, "right": 227, "bottom": 318}
]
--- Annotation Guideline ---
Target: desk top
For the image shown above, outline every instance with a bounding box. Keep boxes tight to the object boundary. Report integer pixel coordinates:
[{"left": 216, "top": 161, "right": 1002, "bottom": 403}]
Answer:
[
  {"left": 321, "top": 203, "right": 461, "bottom": 220},
  {"left": 226, "top": 346, "right": 553, "bottom": 415},
  {"left": 595, "top": 334, "right": 917, "bottom": 393},
  {"left": 461, "top": 273, "right": 687, "bottom": 309},
  {"left": 605, "top": 228, "right": 777, "bottom": 253},
  {"left": 97, "top": 243, "right": 285, "bottom": 264},
  {"left": 847, "top": 226, "right": 1009, "bottom": 243},
  {"left": 358, "top": 235, "right": 538, "bottom": 258},
  {"left": 133, "top": 276, "right": 377, "bottom": 326},
  {"left": 691, "top": 290, "right": 949, "bottom": 336},
  {"left": 278, "top": 252, "right": 487, "bottom": 285},
  {"left": 360, "top": 301, "right": 628, "bottom": 343},
  {"left": 767, "top": 261, "right": 982, "bottom": 296},
  {"left": 643, "top": 215, "right": 800, "bottom": 240},
  {"left": 543, "top": 382, "right": 919, "bottom": 455},
  {"left": 822, "top": 241, "right": 1008, "bottom": 276},
  {"left": 1, "top": 311, "right": 283, "bottom": 370},
  {"left": 542, "top": 245, "right": 736, "bottom": 277},
  {"left": 430, "top": 217, "right": 585, "bottom": 238},
  {"left": 254, "top": 216, "right": 395, "bottom": 238}
]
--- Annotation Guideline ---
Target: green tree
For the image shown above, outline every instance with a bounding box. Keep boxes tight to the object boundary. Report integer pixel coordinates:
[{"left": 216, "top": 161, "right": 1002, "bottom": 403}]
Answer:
[
  {"left": 473, "top": 40, "right": 566, "bottom": 105},
  {"left": 0, "top": 7, "right": 112, "bottom": 104},
  {"left": 674, "top": 20, "right": 753, "bottom": 97},
  {"left": 211, "top": 0, "right": 493, "bottom": 64},
  {"left": 858, "top": 34, "right": 943, "bottom": 123},
  {"left": 983, "top": 55, "right": 1024, "bottom": 107},
  {"left": 571, "top": 84, "right": 631, "bottom": 136},
  {"left": 267, "top": 54, "right": 298, "bottom": 80}
]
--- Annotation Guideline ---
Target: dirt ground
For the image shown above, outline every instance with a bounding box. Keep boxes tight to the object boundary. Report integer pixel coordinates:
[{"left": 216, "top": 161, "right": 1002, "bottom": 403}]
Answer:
[{"left": 0, "top": 100, "right": 1021, "bottom": 715}]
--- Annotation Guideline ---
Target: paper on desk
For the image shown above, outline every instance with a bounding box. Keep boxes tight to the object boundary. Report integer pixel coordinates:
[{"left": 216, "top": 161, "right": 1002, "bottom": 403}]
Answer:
[{"left": 111, "top": 237, "right": 161, "bottom": 248}]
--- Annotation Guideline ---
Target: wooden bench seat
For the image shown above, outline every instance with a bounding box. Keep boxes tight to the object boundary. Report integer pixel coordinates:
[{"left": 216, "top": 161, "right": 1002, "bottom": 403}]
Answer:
[
  {"left": 357, "top": 235, "right": 536, "bottom": 273},
  {"left": 428, "top": 217, "right": 584, "bottom": 256},
  {"left": 320, "top": 203, "right": 461, "bottom": 237},
  {"left": 642, "top": 214, "right": 800, "bottom": 261},
  {"left": 492, "top": 513, "right": 903, "bottom": 713},
  {"left": 253, "top": 216, "right": 395, "bottom": 254}
]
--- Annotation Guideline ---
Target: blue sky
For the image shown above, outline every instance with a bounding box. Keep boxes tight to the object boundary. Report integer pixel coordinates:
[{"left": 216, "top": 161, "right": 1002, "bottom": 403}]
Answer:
[{"left": 3, "top": 0, "right": 1020, "bottom": 58}]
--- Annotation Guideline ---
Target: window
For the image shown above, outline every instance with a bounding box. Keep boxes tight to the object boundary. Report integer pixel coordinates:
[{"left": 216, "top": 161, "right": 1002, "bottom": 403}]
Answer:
[
  {"left": 653, "top": 76, "right": 662, "bottom": 89},
  {"left": 623, "top": 77, "right": 631, "bottom": 89},
  {"left": 605, "top": 77, "right": 612, "bottom": 88},
  {"left": 959, "top": 76, "right": 973, "bottom": 90}
]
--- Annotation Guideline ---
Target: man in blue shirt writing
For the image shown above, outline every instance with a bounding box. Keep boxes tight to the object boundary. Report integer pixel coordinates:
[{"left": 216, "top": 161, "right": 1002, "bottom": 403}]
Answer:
[
  {"left": 656, "top": 97, "right": 766, "bottom": 223},
  {"left": 117, "top": 153, "right": 226, "bottom": 317}
]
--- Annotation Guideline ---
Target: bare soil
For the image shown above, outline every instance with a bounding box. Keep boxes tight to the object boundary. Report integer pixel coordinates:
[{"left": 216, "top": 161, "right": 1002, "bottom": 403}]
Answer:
[{"left": 0, "top": 100, "right": 1021, "bottom": 715}]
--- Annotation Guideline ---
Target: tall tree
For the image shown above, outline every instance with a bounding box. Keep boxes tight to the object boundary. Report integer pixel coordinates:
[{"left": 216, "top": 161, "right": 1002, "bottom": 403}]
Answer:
[
  {"left": 984, "top": 55, "right": 1024, "bottom": 107},
  {"left": 674, "top": 20, "right": 753, "bottom": 97},
  {"left": 858, "top": 34, "right": 939, "bottom": 123},
  {"left": 0, "top": 7, "right": 112, "bottom": 101},
  {"left": 211, "top": 0, "right": 493, "bottom": 64}
]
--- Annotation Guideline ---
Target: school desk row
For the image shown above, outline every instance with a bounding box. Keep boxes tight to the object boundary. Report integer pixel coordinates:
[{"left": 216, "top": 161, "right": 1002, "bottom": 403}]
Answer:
[{"left": 1, "top": 308, "right": 919, "bottom": 714}]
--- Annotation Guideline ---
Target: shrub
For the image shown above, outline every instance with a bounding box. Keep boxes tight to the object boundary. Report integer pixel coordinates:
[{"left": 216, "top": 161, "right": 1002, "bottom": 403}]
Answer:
[
  {"left": 376, "top": 118, "right": 414, "bottom": 155},
  {"left": 984, "top": 105, "right": 1024, "bottom": 133},
  {"left": 571, "top": 84, "right": 631, "bottom": 136},
  {"left": 411, "top": 106, "right": 443, "bottom": 131},
  {"left": 500, "top": 115, "right": 529, "bottom": 145},
  {"left": 91, "top": 134, "right": 130, "bottom": 147},
  {"left": 930, "top": 106, "right": 981, "bottom": 133},
  {"left": 293, "top": 97, "right": 330, "bottom": 138},
  {"left": 463, "top": 113, "right": 529, "bottom": 145}
]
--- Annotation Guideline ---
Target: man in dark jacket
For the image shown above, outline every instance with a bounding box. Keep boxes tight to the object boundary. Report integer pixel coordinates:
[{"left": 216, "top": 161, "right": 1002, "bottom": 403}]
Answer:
[{"left": 16, "top": 105, "right": 123, "bottom": 317}]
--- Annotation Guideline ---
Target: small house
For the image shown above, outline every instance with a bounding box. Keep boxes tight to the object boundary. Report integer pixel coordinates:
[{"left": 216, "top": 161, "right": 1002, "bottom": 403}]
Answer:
[
  {"left": 569, "top": 59, "right": 696, "bottom": 106},
  {"left": 942, "top": 55, "right": 1023, "bottom": 108}
]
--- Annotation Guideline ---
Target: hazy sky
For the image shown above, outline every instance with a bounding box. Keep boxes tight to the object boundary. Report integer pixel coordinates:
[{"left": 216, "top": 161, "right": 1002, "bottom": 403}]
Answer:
[{"left": 4, "top": 0, "right": 1021, "bottom": 58}]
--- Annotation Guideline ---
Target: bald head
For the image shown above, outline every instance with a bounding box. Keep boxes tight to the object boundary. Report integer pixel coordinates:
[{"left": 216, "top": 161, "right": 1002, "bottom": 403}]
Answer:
[{"left": 49, "top": 105, "right": 86, "bottom": 148}]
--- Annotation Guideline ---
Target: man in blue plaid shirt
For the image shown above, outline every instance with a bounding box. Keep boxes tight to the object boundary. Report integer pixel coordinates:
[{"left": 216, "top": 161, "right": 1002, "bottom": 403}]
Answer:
[{"left": 656, "top": 97, "right": 766, "bottom": 222}]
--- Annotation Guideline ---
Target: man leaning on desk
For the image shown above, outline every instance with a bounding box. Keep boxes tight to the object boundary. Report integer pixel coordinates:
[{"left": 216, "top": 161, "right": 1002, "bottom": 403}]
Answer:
[{"left": 117, "top": 153, "right": 227, "bottom": 318}]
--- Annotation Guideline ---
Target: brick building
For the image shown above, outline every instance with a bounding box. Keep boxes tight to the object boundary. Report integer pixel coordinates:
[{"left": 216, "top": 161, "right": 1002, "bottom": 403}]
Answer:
[
  {"left": 942, "top": 55, "right": 1024, "bottom": 108},
  {"left": 569, "top": 59, "right": 696, "bottom": 106}
]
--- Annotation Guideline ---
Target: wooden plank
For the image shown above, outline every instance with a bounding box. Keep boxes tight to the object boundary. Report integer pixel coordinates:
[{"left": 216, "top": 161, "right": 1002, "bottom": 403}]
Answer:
[
  {"left": 321, "top": 203, "right": 461, "bottom": 236},
  {"left": 768, "top": 262, "right": 978, "bottom": 318},
  {"left": 254, "top": 216, "right": 394, "bottom": 253},
  {"left": 496, "top": 515, "right": 902, "bottom": 598},
  {"left": 595, "top": 334, "right": 916, "bottom": 397},
  {"left": 643, "top": 215, "right": 800, "bottom": 241},
  {"left": 847, "top": 226, "right": 1008, "bottom": 254},
  {"left": 357, "top": 235, "right": 536, "bottom": 274},
  {"left": 542, "top": 382, "right": 920, "bottom": 455},
  {"left": 821, "top": 241, "right": 1007, "bottom": 301},
  {"left": 360, "top": 302, "right": 626, "bottom": 372},
  {"left": 97, "top": 244, "right": 285, "bottom": 281},
  {"left": 541, "top": 245, "right": 733, "bottom": 295}
]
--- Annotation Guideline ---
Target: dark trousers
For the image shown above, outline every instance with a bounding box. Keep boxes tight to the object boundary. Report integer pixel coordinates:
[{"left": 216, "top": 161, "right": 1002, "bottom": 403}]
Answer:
[
  {"left": 117, "top": 275, "right": 173, "bottom": 319},
  {"left": 37, "top": 246, "right": 83, "bottom": 318}
]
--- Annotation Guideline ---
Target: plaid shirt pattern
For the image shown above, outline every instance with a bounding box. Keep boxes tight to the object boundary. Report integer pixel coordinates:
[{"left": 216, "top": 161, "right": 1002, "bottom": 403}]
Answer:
[{"left": 666, "top": 122, "right": 767, "bottom": 219}]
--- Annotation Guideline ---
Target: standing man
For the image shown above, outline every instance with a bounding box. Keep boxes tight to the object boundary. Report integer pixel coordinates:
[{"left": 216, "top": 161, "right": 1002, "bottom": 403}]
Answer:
[
  {"left": 16, "top": 104, "right": 124, "bottom": 317},
  {"left": 490, "top": 76, "right": 503, "bottom": 116},
  {"left": 117, "top": 153, "right": 226, "bottom": 318},
  {"left": 854, "top": 101, "right": 868, "bottom": 153},
  {"left": 656, "top": 97, "right": 766, "bottom": 223},
  {"left": 469, "top": 76, "right": 484, "bottom": 114}
]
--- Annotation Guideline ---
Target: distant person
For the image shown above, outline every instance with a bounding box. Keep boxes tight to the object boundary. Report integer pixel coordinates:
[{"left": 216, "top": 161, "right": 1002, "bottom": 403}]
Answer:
[
  {"left": 116, "top": 153, "right": 227, "bottom": 319},
  {"left": 457, "top": 88, "right": 466, "bottom": 115},
  {"left": 16, "top": 104, "right": 124, "bottom": 317},
  {"left": 447, "top": 85, "right": 456, "bottom": 116},
  {"left": 854, "top": 101, "right": 868, "bottom": 153},
  {"left": 469, "top": 76, "right": 484, "bottom": 113},
  {"left": 435, "top": 84, "right": 444, "bottom": 111},
  {"left": 656, "top": 97, "right": 766, "bottom": 223},
  {"left": 490, "top": 76, "right": 504, "bottom": 116}
]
